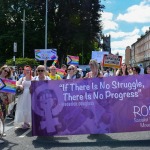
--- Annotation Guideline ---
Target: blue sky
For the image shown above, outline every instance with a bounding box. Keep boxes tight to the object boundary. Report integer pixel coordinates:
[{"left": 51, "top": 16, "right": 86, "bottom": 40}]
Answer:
[{"left": 101, "top": 0, "right": 150, "bottom": 60}]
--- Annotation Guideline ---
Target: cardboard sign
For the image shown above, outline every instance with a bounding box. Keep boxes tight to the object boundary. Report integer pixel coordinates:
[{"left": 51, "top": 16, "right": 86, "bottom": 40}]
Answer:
[
  {"left": 35, "top": 49, "right": 57, "bottom": 60},
  {"left": 103, "top": 54, "right": 122, "bottom": 68},
  {"left": 91, "top": 51, "right": 109, "bottom": 63}
]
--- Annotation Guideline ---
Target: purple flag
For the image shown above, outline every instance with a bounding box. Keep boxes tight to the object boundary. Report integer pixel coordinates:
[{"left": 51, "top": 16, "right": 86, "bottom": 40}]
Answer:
[{"left": 31, "top": 75, "right": 150, "bottom": 136}]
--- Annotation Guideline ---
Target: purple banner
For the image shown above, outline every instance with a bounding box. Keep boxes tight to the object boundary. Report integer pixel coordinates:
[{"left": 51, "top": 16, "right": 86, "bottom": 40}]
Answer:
[{"left": 31, "top": 75, "right": 150, "bottom": 136}]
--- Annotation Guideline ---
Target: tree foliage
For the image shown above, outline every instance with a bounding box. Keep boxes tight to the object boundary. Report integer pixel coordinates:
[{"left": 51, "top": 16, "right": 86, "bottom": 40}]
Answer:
[
  {"left": 0, "top": 0, "right": 104, "bottom": 65},
  {"left": 6, "top": 57, "right": 39, "bottom": 68}
]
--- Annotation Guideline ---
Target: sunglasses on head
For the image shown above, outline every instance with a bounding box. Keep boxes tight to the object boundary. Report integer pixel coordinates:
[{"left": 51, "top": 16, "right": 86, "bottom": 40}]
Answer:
[
  {"left": 37, "top": 70, "right": 44, "bottom": 72},
  {"left": 4, "top": 70, "right": 9, "bottom": 73}
]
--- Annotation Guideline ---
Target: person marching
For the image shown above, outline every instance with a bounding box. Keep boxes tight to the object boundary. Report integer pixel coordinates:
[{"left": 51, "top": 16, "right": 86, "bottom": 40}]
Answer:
[
  {"left": 48, "top": 65, "right": 62, "bottom": 80},
  {"left": 0, "top": 65, "right": 12, "bottom": 139},
  {"left": 14, "top": 65, "right": 33, "bottom": 129},
  {"left": 85, "top": 59, "right": 103, "bottom": 78}
]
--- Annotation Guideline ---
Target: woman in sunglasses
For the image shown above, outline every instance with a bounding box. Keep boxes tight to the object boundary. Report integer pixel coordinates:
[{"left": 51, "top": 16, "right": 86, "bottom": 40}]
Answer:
[
  {"left": 14, "top": 65, "right": 33, "bottom": 129},
  {"left": 63, "top": 65, "right": 80, "bottom": 79},
  {"left": 132, "top": 66, "right": 141, "bottom": 75},
  {"left": 0, "top": 65, "right": 11, "bottom": 79},
  {"left": 85, "top": 59, "right": 103, "bottom": 78},
  {"left": 33, "top": 65, "right": 51, "bottom": 81}
]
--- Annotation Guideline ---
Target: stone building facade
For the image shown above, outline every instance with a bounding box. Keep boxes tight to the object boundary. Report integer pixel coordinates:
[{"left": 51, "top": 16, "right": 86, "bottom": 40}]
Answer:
[
  {"left": 130, "top": 27, "right": 150, "bottom": 67},
  {"left": 125, "top": 46, "right": 131, "bottom": 65}
]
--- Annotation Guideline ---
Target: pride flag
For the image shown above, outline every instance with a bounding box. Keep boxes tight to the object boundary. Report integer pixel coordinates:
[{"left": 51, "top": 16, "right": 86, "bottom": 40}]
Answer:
[
  {"left": 67, "top": 55, "right": 79, "bottom": 65},
  {"left": 56, "top": 69, "right": 65, "bottom": 78},
  {"left": 0, "top": 79, "right": 16, "bottom": 94},
  {"left": 52, "top": 60, "right": 58, "bottom": 66}
]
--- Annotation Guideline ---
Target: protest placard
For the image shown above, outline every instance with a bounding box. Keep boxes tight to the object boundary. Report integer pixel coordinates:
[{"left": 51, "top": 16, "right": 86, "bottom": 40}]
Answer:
[
  {"left": 35, "top": 49, "right": 57, "bottom": 60},
  {"left": 103, "top": 54, "right": 122, "bottom": 68},
  {"left": 91, "top": 51, "right": 109, "bottom": 63}
]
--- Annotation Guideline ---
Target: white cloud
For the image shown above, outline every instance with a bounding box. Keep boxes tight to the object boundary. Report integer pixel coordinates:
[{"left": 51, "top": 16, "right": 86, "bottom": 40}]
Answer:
[
  {"left": 141, "top": 26, "right": 150, "bottom": 33},
  {"left": 109, "top": 29, "right": 140, "bottom": 60},
  {"left": 117, "top": 0, "right": 150, "bottom": 23},
  {"left": 101, "top": 0, "right": 150, "bottom": 61},
  {"left": 111, "top": 34, "right": 139, "bottom": 50},
  {"left": 102, "top": 12, "right": 118, "bottom": 31},
  {"left": 107, "top": 28, "right": 140, "bottom": 39}
]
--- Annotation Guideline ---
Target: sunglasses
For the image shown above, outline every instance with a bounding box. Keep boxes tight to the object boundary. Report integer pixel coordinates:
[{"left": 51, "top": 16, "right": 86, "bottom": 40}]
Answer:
[
  {"left": 37, "top": 70, "right": 44, "bottom": 72},
  {"left": 4, "top": 70, "right": 9, "bottom": 73},
  {"left": 67, "top": 68, "right": 74, "bottom": 71}
]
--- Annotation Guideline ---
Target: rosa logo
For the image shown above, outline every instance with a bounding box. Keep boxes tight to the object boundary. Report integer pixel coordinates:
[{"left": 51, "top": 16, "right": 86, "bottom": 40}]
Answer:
[{"left": 133, "top": 105, "right": 150, "bottom": 117}]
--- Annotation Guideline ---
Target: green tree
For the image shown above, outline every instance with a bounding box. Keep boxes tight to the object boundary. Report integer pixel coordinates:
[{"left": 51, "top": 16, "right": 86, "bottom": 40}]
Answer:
[
  {"left": 0, "top": 0, "right": 104, "bottom": 65},
  {"left": 6, "top": 57, "right": 39, "bottom": 68}
]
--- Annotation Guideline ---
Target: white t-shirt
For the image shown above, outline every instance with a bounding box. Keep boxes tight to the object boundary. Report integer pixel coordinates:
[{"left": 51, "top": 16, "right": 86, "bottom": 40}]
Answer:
[
  {"left": 104, "top": 72, "right": 112, "bottom": 77},
  {"left": 32, "top": 76, "right": 51, "bottom": 81}
]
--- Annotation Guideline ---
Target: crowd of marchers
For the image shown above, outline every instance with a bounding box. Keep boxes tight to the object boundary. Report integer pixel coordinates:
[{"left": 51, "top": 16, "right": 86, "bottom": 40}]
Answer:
[{"left": 0, "top": 60, "right": 150, "bottom": 143}]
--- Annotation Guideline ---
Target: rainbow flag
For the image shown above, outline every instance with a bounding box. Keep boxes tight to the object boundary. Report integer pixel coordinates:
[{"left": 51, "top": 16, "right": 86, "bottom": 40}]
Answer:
[
  {"left": 67, "top": 55, "right": 79, "bottom": 65},
  {"left": 0, "top": 79, "right": 16, "bottom": 94},
  {"left": 56, "top": 69, "right": 65, "bottom": 78},
  {"left": 52, "top": 60, "right": 58, "bottom": 66}
]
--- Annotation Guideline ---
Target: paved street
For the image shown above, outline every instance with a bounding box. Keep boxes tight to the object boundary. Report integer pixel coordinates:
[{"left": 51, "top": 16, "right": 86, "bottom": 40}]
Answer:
[{"left": 1, "top": 118, "right": 150, "bottom": 150}]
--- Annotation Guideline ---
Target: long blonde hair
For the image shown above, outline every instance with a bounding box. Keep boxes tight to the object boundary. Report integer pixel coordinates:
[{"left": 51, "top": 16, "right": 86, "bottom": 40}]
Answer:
[{"left": 0, "top": 65, "right": 11, "bottom": 78}]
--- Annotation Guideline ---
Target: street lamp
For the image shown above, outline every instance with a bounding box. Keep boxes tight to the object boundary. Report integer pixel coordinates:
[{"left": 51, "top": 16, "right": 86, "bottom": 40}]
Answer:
[
  {"left": 45, "top": 0, "right": 48, "bottom": 49},
  {"left": 22, "top": 9, "right": 26, "bottom": 58}
]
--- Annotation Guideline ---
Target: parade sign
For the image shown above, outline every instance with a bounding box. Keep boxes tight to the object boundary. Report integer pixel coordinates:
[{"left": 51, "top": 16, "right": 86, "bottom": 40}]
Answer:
[
  {"left": 31, "top": 75, "right": 150, "bottom": 136},
  {"left": 35, "top": 49, "right": 57, "bottom": 60},
  {"left": 103, "top": 54, "right": 122, "bottom": 68},
  {"left": 91, "top": 51, "right": 109, "bottom": 63},
  {"left": 0, "top": 79, "right": 16, "bottom": 94}
]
